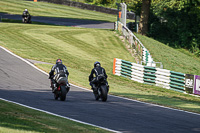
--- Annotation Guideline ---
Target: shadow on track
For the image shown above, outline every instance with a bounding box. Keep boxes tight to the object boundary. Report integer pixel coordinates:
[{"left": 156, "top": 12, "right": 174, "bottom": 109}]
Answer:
[{"left": 0, "top": 12, "right": 114, "bottom": 29}]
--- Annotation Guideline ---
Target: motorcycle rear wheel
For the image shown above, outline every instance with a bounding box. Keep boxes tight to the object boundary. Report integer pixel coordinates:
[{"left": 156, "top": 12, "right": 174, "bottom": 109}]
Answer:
[
  {"left": 100, "top": 85, "right": 107, "bottom": 102},
  {"left": 54, "top": 93, "right": 59, "bottom": 100},
  {"left": 60, "top": 85, "right": 67, "bottom": 101}
]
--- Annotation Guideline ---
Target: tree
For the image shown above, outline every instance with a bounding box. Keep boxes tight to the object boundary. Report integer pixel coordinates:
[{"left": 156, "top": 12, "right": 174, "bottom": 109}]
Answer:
[
  {"left": 138, "top": 0, "right": 151, "bottom": 35},
  {"left": 149, "top": 0, "right": 200, "bottom": 54}
]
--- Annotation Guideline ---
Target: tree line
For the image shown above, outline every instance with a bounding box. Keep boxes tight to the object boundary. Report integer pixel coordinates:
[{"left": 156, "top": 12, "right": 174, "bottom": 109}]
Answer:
[
  {"left": 84, "top": 0, "right": 200, "bottom": 56},
  {"left": 147, "top": 0, "right": 200, "bottom": 56}
]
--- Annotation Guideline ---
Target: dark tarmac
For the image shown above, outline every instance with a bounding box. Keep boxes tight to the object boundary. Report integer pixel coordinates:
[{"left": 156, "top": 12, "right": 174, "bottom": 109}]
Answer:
[{"left": 1, "top": 47, "right": 200, "bottom": 133}]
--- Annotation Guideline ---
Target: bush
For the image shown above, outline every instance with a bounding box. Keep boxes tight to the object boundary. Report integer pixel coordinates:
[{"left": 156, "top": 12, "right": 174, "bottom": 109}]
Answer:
[{"left": 148, "top": 1, "right": 200, "bottom": 52}]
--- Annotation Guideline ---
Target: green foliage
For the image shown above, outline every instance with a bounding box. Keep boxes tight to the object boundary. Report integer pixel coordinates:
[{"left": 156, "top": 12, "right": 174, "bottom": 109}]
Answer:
[
  {"left": 149, "top": 0, "right": 200, "bottom": 53},
  {"left": 81, "top": 0, "right": 142, "bottom": 14},
  {"left": 93, "top": 0, "right": 115, "bottom": 5},
  {"left": 135, "top": 33, "right": 200, "bottom": 75},
  {"left": 1, "top": 22, "right": 200, "bottom": 114},
  {"left": 1, "top": 0, "right": 200, "bottom": 117},
  {"left": 125, "top": 0, "right": 142, "bottom": 14}
]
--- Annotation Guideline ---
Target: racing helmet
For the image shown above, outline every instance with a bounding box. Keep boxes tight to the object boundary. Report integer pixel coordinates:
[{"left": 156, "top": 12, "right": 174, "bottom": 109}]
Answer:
[
  {"left": 25, "top": 9, "right": 28, "bottom": 12},
  {"left": 94, "top": 61, "right": 101, "bottom": 68},
  {"left": 56, "top": 59, "right": 62, "bottom": 64}
]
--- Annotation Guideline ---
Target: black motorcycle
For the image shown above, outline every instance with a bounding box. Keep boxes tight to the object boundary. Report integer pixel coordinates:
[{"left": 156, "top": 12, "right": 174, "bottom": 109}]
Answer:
[
  {"left": 51, "top": 76, "right": 70, "bottom": 101},
  {"left": 94, "top": 76, "right": 109, "bottom": 102},
  {"left": 22, "top": 16, "right": 31, "bottom": 23}
]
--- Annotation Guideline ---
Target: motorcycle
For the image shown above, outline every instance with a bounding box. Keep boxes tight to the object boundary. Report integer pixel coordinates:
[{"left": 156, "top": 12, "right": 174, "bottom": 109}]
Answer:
[
  {"left": 94, "top": 76, "right": 109, "bottom": 102},
  {"left": 22, "top": 16, "right": 31, "bottom": 23},
  {"left": 51, "top": 76, "right": 70, "bottom": 101}
]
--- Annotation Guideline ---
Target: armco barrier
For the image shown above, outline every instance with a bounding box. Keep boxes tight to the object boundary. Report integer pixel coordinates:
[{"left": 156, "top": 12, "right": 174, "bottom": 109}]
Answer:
[
  {"left": 115, "top": 21, "right": 155, "bottom": 67},
  {"left": 113, "top": 58, "right": 186, "bottom": 93}
]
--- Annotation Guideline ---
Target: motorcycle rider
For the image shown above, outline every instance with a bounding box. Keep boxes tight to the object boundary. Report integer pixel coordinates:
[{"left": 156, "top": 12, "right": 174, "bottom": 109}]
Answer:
[
  {"left": 22, "top": 9, "right": 31, "bottom": 23},
  {"left": 89, "top": 61, "right": 109, "bottom": 97},
  {"left": 49, "top": 59, "right": 70, "bottom": 93}
]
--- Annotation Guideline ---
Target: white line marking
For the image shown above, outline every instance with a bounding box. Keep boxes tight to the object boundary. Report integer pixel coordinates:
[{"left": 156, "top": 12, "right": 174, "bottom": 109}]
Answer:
[
  {"left": 0, "top": 46, "right": 120, "bottom": 133},
  {"left": 0, "top": 46, "right": 200, "bottom": 122},
  {"left": 0, "top": 98, "right": 120, "bottom": 133}
]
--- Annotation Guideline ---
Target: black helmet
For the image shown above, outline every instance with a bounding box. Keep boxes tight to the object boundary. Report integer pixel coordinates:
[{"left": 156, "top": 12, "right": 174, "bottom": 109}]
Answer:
[
  {"left": 94, "top": 61, "right": 100, "bottom": 68},
  {"left": 56, "top": 59, "right": 62, "bottom": 64}
]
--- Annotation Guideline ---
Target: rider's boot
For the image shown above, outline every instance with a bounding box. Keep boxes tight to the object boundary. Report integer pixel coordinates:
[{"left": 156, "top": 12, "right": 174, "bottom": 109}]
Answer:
[
  {"left": 66, "top": 83, "right": 70, "bottom": 93},
  {"left": 52, "top": 83, "right": 57, "bottom": 93},
  {"left": 66, "top": 83, "right": 70, "bottom": 88},
  {"left": 106, "top": 83, "right": 109, "bottom": 92}
]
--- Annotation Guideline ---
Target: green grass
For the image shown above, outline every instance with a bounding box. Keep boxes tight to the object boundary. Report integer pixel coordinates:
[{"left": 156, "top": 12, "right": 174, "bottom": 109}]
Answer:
[
  {"left": 0, "top": 99, "right": 110, "bottom": 133},
  {"left": 0, "top": 22, "right": 200, "bottom": 114},
  {"left": 1, "top": 0, "right": 200, "bottom": 132},
  {"left": 135, "top": 33, "right": 200, "bottom": 75},
  {"left": 0, "top": 0, "right": 116, "bottom": 22}
]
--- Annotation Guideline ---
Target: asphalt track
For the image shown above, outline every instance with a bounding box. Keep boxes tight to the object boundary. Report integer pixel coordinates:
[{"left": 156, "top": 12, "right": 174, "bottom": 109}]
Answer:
[
  {"left": 1, "top": 47, "right": 200, "bottom": 133},
  {"left": 1, "top": 13, "right": 200, "bottom": 133},
  {"left": 0, "top": 13, "right": 114, "bottom": 29}
]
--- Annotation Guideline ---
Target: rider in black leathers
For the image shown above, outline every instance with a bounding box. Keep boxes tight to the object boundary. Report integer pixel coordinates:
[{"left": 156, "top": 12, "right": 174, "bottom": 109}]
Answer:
[
  {"left": 89, "top": 61, "right": 109, "bottom": 96},
  {"left": 22, "top": 9, "right": 31, "bottom": 23},
  {"left": 49, "top": 59, "right": 69, "bottom": 92}
]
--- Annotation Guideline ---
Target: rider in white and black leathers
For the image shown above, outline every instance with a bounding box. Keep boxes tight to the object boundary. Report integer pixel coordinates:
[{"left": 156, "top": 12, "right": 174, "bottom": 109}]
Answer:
[
  {"left": 89, "top": 61, "right": 109, "bottom": 96},
  {"left": 49, "top": 59, "right": 69, "bottom": 92},
  {"left": 22, "top": 9, "right": 31, "bottom": 23}
]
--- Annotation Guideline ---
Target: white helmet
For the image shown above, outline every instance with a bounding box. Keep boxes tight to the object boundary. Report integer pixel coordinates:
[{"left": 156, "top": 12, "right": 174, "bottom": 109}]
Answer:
[{"left": 25, "top": 9, "right": 28, "bottom": 11}]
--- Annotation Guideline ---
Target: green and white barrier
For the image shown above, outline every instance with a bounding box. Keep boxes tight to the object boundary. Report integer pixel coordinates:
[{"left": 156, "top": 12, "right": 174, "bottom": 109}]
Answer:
[
  {"left": 115, "top": 21, "right": 154, "bottom": 65},
  {"left": 113, "top": 58, "right": 185, "bottom": 93},
  {"left": 114, "top": 58, "right": 144, "bottom": 83}
]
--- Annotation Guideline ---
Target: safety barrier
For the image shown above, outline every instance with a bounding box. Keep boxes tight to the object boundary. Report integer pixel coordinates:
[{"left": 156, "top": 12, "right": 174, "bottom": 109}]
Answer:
[
  {"left": 115, "top": 21, "right": 156, "bottom": 67},
  {"left": 113, "top": 58, "right": 186, "bottom": 93},
  {"left": 114, "top": 20, "right": 200, "bottom": 96}
]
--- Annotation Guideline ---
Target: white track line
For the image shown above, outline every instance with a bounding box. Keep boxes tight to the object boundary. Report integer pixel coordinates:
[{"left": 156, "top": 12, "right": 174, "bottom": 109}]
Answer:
[
  {"left": 0, "top": 46, "right": 120, "bottom": 133},
  {"left": 0, "top": 98, "right": 120, "bottom": 133},
  {"left": 0, "top": 46, "right": 200, "bottom": 129}
]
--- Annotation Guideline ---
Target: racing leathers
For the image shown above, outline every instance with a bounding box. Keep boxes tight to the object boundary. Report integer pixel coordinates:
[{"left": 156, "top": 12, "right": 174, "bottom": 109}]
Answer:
[
  {"left": 22, "top": 10, "right": 31, "bottom": 23},
  {"left": 49, "top": 63, "right": 69, "bottom": 92},
  {"left": 89, "top": 66, "right": 108, "bottom": 94}
]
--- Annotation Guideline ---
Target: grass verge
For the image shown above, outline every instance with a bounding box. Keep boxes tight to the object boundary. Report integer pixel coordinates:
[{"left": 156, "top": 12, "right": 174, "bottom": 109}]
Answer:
[
  {"left": 0, "top": 22, "right": 200, "bottom": 114},
  {"left": 135, "top": 33, "right": 200, "bottom": 75},
  {"left": 0, "top": 0, "right": 116, "bottom": 22},
  {"left": 0, "top": 99, "right": 110, "bottom": 133}
]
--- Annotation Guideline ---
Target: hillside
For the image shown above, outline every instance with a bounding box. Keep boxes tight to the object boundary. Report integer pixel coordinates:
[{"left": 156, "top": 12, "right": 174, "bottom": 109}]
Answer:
[
  {"left": 135, "top": 33, "right": 200, "bottom": 75},
  {"left": 0, "top": 0, "right": 116, "bottom": 22},
  {"left": 0, "top": 0, "right": 200, "bottom": 114}
]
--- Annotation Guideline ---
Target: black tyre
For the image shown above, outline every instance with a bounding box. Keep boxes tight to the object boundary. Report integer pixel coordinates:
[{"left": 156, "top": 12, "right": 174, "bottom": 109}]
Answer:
[
  {"left": 60, "top": 85, "right": 67, "bottom": 101},
  {"left": 94, "top": 92, "right": 100, "bottom": 101},
  {"left": 54, "top": 93, "right": 59, "bottom": 100},
  {"left": 100, "top": 85, "right": 107, "bottom": 102}
]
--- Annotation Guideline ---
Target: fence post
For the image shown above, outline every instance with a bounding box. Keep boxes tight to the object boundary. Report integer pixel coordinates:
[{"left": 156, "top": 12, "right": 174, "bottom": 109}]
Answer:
[
  {"left": 145, "top": 51, "right": 149, "bottom": 64},
  {"left": 113, "top": 58, "right": 116, "bottom": 74},
  {"left": 120, "top": 3, "right": 127, "bottom": 26}
]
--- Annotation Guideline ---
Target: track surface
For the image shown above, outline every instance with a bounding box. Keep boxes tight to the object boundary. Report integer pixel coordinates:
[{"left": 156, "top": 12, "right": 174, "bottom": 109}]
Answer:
[
  {"left": 0, "top": 13, "right": 114, "bottom": 29},
  {"left": 1, "top": 48, "right": 200, "bottom": 133},
  {"left": 1, "top": 12, "right": 200, "bottom": 133}
]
